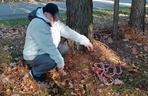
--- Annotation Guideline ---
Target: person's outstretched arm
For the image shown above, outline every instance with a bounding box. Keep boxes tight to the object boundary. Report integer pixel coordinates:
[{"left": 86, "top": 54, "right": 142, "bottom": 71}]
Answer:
[{"left": 57, "top": 21, "right": 93, "bottom": 51}]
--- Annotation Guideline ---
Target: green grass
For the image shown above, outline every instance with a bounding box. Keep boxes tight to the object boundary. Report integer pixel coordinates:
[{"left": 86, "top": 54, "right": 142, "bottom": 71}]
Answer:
[
  {"left": 94, "top": 7, "right": 148, "bottom": 15},
  {"left": 0, "top": 18, "right": 29, "bottom": 27},
  {"left": 0, "top": 8, "right": 128, "bottom": 27},
  {"left": 0, "top": 7, "right": 146, "bottom": 27},
  {"left": 119, "top": 7, "right": 131, "bottom": 14},
  {"left": 93, "top": 7, "right": 131, "bottom": 16},
  {"left": 0, "top": 13, "right": 66, "bottom": 27},
  {"left": 93, "top": 8, "right": 113, "bottom": 16},
  {"left": 112, "top": 64, "right": 148, "bottom": 96},
  {"left": 59, "top": 13, "right": 66, "bottom": 22}
]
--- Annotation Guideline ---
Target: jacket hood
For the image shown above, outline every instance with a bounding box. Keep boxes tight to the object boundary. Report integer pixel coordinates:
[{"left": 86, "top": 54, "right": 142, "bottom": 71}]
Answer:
[{"left": 36, "top": 8, "right": 50, "bottom": 23}]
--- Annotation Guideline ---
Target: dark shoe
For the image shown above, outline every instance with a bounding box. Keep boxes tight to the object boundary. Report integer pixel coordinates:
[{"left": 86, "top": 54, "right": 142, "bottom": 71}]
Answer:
[
  {"left": 27, "top": 64, "right": 32, "bottom": 70},
  {"left": 29, "top": 70, "right": 47, "bottom": 82}
]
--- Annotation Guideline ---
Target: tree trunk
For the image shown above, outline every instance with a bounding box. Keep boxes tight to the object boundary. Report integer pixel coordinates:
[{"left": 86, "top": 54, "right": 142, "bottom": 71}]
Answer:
[
  {"left": 66, "top": 0, "right": 93, "bottom": 38},
  {"left": 129, "top": 0, "right": 146, "bottom": 32},
  {"left": 113, "top": 0, "right": 119, "bottom": 41}
]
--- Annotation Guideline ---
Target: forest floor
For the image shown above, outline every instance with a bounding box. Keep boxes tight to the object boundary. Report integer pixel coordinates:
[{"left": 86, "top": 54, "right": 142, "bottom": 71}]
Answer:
[{"left": 0, "top": 9, "right": 148, "bottom": 96}]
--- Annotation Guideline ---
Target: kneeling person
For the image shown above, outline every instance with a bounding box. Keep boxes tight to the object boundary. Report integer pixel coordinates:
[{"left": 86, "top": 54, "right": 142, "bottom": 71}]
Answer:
[{"left": 23, "top": 3, "right": 93, "bottom": 82}]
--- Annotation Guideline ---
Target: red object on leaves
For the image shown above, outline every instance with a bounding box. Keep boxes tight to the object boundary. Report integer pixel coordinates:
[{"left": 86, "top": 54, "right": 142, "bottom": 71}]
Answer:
[{"left": 95, "top": 67, "right": 102, "bottom": 74}]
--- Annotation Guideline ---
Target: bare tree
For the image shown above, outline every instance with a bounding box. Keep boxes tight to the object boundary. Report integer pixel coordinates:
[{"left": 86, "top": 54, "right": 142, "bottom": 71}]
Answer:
[
  {"left": 66, "top": 0, "right": 93, "bottom": 39},
  {"left": 66, "top": 0, "right": 93, "bottom": 51},
  {"left": 113, "top": 0, "right": 119, "bottom": 41},
  {"left": 129, "top": 0, "right": 146, "bottom": 32}
]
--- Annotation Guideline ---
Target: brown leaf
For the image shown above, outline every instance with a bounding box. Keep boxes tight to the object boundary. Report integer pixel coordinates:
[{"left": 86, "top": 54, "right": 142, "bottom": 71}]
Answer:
[
  {"left": 144, "top": 46, "right": 148, "bottom": 52},
  {"left": 122, "top": 39, "right": 129, "bottom": 42},
  {"left": 107, "top": 37, "right": 113, "bottom": 44},
  {"left": 69, "top": 81, "right": 74, "bottom": 88},
  {"left": 124, "top": 31, "right": 133, "bottom": 40},
  {"left": 71, "top": 92, "right": 77, "bottom": 96},
  {"left": 114, "top": 79, "right": 124, "bottom": 85},
  {"left": 132, "top": 47, "right": 138, "bottom": 55},
  {"left": 11, "top": 94, "right": 20, "bottom": 96}
]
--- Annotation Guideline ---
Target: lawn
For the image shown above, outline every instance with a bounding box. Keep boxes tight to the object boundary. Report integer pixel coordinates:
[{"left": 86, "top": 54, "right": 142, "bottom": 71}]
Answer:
[
  {"left": 0, "top": 18, "right": 29, "bottom": 27},
  {"left": 0, "top": 7, "right": 132, "bottom": 27}
]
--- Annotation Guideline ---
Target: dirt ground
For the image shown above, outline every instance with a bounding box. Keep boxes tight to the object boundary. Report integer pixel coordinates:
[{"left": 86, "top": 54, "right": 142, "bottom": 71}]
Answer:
[{"left": 0, "top": 16, "right": 148, "bottom": 95}]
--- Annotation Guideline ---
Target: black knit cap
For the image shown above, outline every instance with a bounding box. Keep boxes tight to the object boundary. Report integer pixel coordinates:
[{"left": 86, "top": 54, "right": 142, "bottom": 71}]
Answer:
[{"left": 43, "top": 3, "right": 59, "bottom": 16}]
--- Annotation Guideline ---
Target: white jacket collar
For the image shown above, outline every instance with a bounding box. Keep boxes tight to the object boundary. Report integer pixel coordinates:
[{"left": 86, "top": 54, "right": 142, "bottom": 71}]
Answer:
[{"left": 36, "top": 8, "right": 50, "bottom": 23}]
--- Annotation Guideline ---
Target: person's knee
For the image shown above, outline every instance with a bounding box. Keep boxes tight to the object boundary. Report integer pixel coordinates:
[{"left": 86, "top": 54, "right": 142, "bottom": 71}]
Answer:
[
  {"left": 47, "top": 61, "right": 57, "bottom": 70},
  {"left": 44, "top": 57, "right": 57, "bottom": 70},
  {"left": 32, "top": 60, "right": 57, "bottom": 76}
]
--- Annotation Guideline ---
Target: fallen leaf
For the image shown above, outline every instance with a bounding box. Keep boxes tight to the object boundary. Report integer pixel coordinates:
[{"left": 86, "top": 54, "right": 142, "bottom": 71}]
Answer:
[
  {"left": 124, "top": 31, "right": 133, "bottom": 40},
  {"left": 132, "top": 47, "right": 138, "bottom": 55},
  {"left": 69, "top": 81, "right": 74, "bottom": 88},
  {"left": 11, "top": 94, "right": 20, "bottom": 96},
  {"left": 71, "top": 92, "right": 77, "bottom": 96},
  {"left": 122, "top": 39, "right": 129, "bottom": 42},
  {"left": 114, "top": 79, "right": 124, "bottom": 85},
  {"left": 136, "top": 43, "right": 142, "bottom": 46},
  {"left": 144, "top": 46, "right": 148, "bottom": 52},
  {"left": 107, "top": 37, "right": 113, "bottom": 44}
]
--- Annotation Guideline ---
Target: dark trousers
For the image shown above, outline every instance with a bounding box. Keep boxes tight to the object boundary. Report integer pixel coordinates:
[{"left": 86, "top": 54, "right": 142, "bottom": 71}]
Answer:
[{"left": 26, "top": 43, "right": 69, "bottom": 77}]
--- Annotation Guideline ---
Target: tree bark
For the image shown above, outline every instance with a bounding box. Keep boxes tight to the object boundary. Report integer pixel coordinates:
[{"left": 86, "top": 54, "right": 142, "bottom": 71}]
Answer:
[
  {"left": 129, "top": 0, "right": 146, "bottom": 32},
  {"left": 113, "top": 0, "right": 119, "bottom": 41},
  {"left": 66, "top": 0, "right": 93, "bottom": 38}
]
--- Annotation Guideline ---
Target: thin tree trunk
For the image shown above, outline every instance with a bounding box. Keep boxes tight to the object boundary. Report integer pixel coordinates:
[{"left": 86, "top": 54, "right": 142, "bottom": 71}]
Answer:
[{"left": 113, "top": 0, "right": 119, "bottom": 41}]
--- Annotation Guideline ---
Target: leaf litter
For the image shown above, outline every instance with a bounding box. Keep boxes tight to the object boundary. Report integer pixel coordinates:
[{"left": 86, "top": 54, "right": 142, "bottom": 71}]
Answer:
[{"left": 0, "top": 21, "right": 148, "bottom": 96}]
